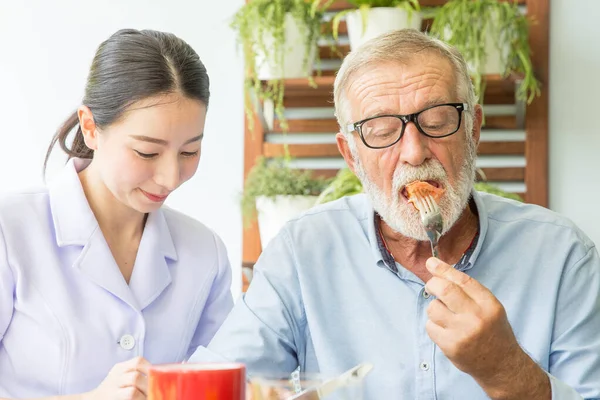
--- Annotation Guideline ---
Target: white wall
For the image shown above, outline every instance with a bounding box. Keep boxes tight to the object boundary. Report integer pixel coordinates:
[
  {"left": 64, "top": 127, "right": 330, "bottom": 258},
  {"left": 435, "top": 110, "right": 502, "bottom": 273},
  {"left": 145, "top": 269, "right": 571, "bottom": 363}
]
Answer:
[
  {"left": 0, "top": 0, "right": 246, "bottom": 297},
  {"left": 549, "top": 0, "right": 600, "bottom": 245}
]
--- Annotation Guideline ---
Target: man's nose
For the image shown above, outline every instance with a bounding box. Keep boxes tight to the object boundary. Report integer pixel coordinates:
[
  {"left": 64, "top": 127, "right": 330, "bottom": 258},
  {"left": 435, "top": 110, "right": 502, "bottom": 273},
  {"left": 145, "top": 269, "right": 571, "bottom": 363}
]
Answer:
[{"left": 397, "top": 122, "right": 431, "bottom": 166}]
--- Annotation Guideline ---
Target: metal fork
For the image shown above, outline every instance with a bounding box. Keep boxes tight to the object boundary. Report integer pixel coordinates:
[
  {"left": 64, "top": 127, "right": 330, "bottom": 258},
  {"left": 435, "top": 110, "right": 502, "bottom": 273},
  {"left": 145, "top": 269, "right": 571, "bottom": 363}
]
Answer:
[{"left": 415, "top": 194, "right": 444, "bottom": 258}]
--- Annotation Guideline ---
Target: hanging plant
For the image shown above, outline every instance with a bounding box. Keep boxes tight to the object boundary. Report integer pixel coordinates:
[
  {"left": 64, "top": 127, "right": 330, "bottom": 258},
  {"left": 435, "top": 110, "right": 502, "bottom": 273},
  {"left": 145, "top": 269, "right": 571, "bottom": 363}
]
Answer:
[
  {"left": 232, "top": 0, "right": 334, "bottom": 131},
  {"left": 429, "top": 0, "right": 541, "bottom": 104}
]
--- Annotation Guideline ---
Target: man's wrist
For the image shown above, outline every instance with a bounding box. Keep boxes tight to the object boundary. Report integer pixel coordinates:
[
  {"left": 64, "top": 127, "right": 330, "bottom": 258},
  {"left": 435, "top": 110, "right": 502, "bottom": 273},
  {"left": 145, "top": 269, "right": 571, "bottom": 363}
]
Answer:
[{"left": 476, "top": 348, "right": 551, "bottom": 400}]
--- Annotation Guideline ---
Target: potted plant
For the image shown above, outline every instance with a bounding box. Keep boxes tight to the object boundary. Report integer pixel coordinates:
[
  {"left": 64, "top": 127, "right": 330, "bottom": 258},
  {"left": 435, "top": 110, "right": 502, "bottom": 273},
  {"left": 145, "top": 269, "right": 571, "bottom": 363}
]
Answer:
[
  {"left": 332, "top": 0, "right": 422, "bottom": 50},
  {"left": 231, "top": 0, "right": 334, "bottom": 130},
  {"left": 429, "top": 0, "right": 541, "bottom": 105},
  {"left": 242, "top": 157, "right": 331, "bottom": 248},
  {"left": 315, "top": 167, "right": 523, "bottom": 204}
]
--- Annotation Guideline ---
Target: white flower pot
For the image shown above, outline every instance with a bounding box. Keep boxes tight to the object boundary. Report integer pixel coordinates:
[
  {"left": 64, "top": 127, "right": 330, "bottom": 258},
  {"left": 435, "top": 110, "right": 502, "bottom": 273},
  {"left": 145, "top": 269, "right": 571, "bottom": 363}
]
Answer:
[
  {"left": 255, "top": 13, "right": 316, "bottom": 80},
  {"left": 255, "top": 195, "right": 318, "bottom": 248},
  {"left": 443, "top": 13, "right": 509, "bottom": 75},
  {"left": 346, "top": 7, "right": 422, "bottom": 50},
  {"left": 478, "top": 21, "right": 509, "bottom": 75}
]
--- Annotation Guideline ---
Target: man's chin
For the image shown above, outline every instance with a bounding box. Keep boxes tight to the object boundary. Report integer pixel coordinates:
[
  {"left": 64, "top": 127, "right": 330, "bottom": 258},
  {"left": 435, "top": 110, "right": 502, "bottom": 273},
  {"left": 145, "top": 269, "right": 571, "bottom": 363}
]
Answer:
[{"left": 380, "top": 215, "right": 430, "bottom": 242}]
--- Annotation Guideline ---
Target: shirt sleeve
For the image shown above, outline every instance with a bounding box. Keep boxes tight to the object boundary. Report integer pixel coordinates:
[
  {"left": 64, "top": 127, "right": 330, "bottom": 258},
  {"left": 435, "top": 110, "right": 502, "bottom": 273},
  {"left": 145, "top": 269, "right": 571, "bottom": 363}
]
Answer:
[
  {"left": 0, "top": 223, "right": 14, "bottom": 342},
  {"left": 188, "top": 227, "right": 304, "bottom": 375},
  {"left": 548, "top": 243, "right": 600, "bottom": 399},
  {"left": 185, "top": 233, "right": 234, "bottom": 359}
]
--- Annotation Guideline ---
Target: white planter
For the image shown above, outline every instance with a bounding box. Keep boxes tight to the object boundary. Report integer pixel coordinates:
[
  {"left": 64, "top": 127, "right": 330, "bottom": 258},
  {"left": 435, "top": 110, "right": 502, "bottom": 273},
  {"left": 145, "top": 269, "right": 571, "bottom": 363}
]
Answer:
[
  {"left": 443, "top": 14, "right": 509, "bottom": 75},
  {"left": 255, "top": 195, "right": 318, "bottom": 248},
  {"left": 346, "top": 7, "right": 422, "bottom": 50},
  {"left": 256, "top": 13, "right": 316, "bottom": 80},
  {"left": 478, "top": 21, "right": 509, "bottom": 75}
]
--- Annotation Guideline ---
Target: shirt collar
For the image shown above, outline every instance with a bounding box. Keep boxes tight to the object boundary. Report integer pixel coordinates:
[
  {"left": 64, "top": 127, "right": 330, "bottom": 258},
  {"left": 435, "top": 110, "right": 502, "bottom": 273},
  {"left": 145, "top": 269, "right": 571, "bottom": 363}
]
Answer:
[{"left": 47, "top": 158, "right": 177, "bottom": 260}]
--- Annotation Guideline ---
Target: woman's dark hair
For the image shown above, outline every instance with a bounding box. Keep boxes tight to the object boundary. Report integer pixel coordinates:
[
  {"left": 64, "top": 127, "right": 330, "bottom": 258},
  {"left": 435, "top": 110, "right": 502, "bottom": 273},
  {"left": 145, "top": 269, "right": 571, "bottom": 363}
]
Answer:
[{"left": 44, "top": 28, "right": 210, "bottom": 171}]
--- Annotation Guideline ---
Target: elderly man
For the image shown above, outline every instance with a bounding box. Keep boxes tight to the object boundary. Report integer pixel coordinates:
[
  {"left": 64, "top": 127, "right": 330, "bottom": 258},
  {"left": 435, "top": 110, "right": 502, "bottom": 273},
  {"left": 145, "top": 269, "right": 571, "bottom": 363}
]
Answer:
[{"left": 191, "top": 30, "right": 600, "bottom": 399}]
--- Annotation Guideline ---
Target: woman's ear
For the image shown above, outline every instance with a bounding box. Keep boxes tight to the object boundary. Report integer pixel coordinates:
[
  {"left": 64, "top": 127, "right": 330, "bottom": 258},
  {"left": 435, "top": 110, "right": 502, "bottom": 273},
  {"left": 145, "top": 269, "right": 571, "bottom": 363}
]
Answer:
[{"left": 77, "top": 105, "right": 99, "bottom": 150}]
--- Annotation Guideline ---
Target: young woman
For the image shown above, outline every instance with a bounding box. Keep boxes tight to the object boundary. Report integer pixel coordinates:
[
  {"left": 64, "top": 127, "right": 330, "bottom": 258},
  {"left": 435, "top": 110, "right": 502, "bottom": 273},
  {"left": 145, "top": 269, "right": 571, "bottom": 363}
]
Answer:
[{"left": 0, "top": 28, "right": 233, "bottom": 399}]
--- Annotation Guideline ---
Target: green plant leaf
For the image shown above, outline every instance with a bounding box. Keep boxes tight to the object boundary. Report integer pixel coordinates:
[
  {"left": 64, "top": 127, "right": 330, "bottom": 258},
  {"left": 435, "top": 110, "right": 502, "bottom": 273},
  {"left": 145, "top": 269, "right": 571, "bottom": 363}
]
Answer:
[
  {"left": 241, "top": 157, "right": 331, "bottom": 226},
  {"left": 429, "top": 0, "right": 541, "bottom": 105},
  {"left": 231, "top": 0, "right": 331, "bottom": 131}
]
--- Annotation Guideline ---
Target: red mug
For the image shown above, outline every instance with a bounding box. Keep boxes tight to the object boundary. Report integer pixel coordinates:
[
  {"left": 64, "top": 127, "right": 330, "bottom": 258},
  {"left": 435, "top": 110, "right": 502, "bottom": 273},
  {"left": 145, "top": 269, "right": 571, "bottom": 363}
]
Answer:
[{"left": 148, "top": 362, "right": 246, "bottom": 400}]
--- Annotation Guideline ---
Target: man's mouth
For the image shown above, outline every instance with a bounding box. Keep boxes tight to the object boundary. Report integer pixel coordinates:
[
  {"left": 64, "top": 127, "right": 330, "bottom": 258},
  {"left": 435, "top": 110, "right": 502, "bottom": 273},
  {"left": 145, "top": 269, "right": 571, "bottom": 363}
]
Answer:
[{"left": 400, "top": 180, "right": 442, "bottom": 200}]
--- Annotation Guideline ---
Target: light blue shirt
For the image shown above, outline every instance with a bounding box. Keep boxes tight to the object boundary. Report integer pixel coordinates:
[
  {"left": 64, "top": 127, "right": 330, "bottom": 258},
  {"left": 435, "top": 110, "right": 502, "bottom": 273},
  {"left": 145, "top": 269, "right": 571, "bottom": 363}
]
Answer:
[
  {"left": 191, "top": 192, "right": 600, "bottom": 399},
  {"left": 0, "top": 159, "right": 234, "bottom": 397}
]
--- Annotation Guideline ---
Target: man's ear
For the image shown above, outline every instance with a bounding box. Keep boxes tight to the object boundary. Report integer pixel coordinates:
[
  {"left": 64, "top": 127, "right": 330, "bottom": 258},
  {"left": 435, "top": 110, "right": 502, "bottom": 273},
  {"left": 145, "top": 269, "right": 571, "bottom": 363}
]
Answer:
[
  {"left": 336, "top": 132, "right": 358, "bottom": 174},
  {"left": 471, "top": 104, "right": 483, "bottom": 146},
  {"left": 77, "top": 105, "right": 99, "bottom": 150}
]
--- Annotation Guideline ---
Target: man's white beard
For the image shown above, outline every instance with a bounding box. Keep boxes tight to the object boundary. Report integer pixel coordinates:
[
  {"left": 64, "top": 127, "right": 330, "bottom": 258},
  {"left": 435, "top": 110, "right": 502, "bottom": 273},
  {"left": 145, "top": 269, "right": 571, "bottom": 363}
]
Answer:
[{"left": 351, "top": 136, "right": 477, "bottom": 241}]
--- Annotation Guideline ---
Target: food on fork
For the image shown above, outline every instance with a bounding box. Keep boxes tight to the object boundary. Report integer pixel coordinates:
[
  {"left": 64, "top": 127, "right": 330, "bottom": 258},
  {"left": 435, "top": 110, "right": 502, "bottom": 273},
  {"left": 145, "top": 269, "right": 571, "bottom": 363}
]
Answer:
[{"left": 405, "top": 180, "right": 445, "bottom": 211}]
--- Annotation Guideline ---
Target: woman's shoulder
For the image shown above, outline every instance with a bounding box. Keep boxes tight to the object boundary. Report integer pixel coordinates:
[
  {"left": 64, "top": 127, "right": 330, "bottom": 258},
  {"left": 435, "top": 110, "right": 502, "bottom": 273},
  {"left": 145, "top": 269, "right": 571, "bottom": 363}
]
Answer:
[
  {"left": 0, "top": 186, "right": 52, "bottom": 244},
  {"left": 0, "top": 185, "right": 50, "bottom": 217}
]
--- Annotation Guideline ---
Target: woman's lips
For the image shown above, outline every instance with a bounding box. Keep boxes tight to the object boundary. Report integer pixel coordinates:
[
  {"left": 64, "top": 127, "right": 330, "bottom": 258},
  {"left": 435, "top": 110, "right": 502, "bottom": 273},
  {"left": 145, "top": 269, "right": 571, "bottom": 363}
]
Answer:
[{"left": 140, "top": 189, "right": 169, "bottom": 202}]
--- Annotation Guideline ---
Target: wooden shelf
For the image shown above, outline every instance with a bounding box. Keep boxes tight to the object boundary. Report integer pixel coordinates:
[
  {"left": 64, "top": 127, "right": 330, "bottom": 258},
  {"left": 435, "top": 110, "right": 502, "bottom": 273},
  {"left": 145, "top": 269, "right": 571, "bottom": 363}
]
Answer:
[{"left": 242, "top": 0, "right": 549, "bottom": 273}]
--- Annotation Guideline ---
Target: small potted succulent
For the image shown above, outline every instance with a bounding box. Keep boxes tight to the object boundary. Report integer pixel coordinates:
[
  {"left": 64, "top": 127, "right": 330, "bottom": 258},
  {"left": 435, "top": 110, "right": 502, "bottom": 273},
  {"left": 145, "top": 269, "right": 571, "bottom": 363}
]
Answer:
[{"left": 242, "top": 157, "right": 331, "bottom": 247}]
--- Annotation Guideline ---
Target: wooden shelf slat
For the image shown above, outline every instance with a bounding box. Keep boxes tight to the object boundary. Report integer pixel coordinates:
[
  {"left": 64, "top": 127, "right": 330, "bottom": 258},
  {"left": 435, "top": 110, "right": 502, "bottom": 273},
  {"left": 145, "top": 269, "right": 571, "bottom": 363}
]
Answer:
[
  {"left": 273, "top": 118, "right": 338, "bottom": 133},
  {"left": 482, "top": 115, "right": 517, "bottom": 130},
  {"left": 264, "top": 143, "right": 341, "bottom": 158},
  {"left": 478, "top": 167, "right": 525, "bottom": 181},
  {"left": 478, "top": 141, "right": 524, "bottom": 155}
]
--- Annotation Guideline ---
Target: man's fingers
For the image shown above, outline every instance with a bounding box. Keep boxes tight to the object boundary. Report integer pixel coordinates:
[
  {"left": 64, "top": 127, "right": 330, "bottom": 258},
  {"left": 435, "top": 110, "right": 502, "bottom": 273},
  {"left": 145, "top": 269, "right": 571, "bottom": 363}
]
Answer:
[
  {"left": 425, "top": 319, "right": 445, "bottom": 346},
  {"left": 426, "top": 298, "right": 454, "bottom": 328},
  {"left": 425, "top": 276, "right": 476, "bottom": 313},
  {"left": 426, "top": 257, "right": 490, "bottom": 300}
]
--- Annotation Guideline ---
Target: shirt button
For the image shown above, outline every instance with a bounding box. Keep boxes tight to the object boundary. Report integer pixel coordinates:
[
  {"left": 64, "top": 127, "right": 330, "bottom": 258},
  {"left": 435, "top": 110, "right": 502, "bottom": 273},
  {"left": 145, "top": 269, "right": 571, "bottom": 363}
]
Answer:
[
  {"left": 423, "top": 291, "right": 431, "bottom": 299},
  {"left": 119, "top": 334, "right": 135, "bottom": 350},
  {"left": 420, "top": 362, "right": 430, "bottom": 371}
]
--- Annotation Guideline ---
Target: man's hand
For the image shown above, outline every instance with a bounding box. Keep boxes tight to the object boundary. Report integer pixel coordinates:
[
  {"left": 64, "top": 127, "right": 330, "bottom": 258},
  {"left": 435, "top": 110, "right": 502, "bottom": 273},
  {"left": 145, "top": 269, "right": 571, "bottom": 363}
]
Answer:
[{"left": 424, "top": 257, "right": 550, "bottom": 400}]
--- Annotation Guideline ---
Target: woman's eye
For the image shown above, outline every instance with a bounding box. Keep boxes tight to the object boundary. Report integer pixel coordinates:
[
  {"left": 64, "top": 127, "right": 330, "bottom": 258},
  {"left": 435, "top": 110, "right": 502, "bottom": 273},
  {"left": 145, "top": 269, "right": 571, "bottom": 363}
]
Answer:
[
  {"left": 134, "top": 150, "right": 158, "bottom": 159},
  {"left": 181, "top": 151, "right": 199, "bottom": 157}
]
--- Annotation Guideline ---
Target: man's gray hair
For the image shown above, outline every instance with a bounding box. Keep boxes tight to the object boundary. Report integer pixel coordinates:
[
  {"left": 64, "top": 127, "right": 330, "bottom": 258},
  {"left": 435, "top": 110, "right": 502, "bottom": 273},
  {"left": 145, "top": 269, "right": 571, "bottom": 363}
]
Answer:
[{"left": 333, "top": 29, "right": 477, "bottom": 137}]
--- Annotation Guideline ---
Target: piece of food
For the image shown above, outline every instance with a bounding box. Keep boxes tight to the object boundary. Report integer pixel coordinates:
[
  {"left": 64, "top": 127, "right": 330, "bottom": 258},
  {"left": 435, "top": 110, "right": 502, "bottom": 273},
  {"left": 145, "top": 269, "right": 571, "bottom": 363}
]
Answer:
[{"left": 405, "top": 180, "right": 445, "bottom": 211}]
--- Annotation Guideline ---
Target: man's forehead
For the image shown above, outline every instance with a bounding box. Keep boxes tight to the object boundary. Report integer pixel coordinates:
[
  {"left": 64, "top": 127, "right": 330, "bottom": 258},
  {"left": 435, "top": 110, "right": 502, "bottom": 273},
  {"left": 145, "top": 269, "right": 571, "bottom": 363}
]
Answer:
[{"left": 347, "top": 57, "right": 456, "bottom": 118}]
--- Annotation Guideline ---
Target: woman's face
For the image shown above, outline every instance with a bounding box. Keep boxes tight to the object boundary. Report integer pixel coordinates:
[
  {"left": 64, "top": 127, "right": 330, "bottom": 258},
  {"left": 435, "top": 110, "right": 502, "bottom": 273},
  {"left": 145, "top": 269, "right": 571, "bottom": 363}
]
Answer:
[{"left": 83, "top": 93, "right": 207, "bottom": 213}]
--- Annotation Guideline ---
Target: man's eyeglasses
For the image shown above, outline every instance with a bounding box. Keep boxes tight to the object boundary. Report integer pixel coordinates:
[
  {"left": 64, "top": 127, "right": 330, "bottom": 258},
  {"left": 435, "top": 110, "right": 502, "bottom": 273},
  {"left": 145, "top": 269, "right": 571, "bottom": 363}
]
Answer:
[{"left": 345, "top": 103, "right": 469, "bottom": 149}]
